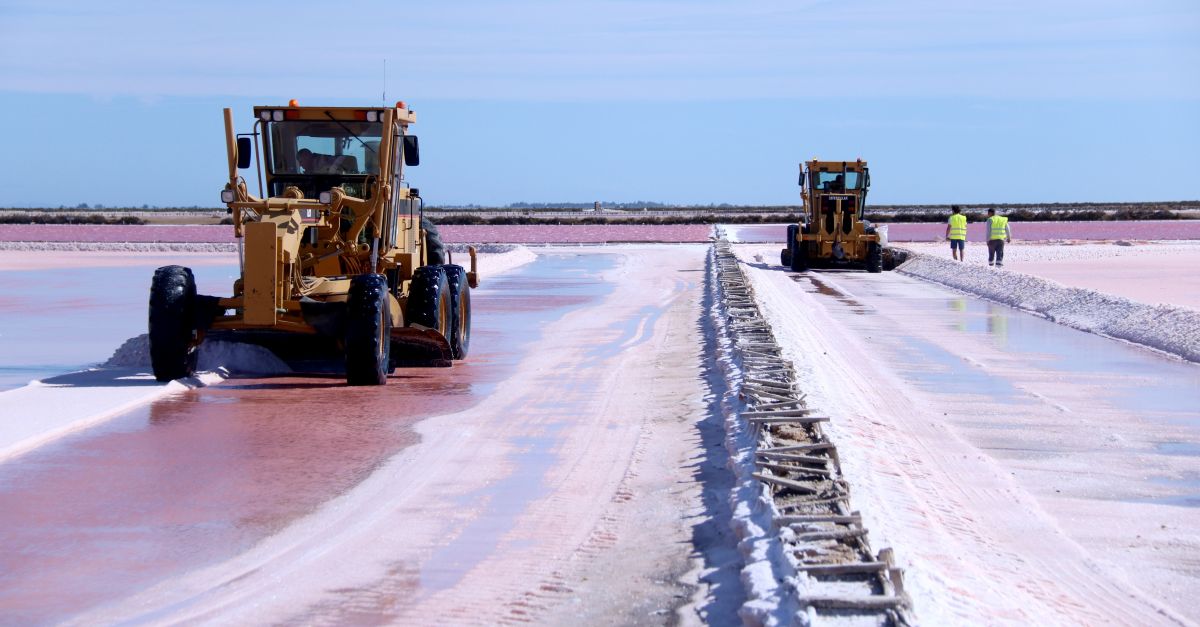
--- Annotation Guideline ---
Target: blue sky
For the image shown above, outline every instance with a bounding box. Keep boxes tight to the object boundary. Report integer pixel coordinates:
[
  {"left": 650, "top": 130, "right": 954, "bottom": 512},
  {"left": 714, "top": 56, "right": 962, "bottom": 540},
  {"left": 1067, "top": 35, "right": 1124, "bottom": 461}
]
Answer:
[{"left": 1, "top": 0, "right": 1197, "bottom": 206}]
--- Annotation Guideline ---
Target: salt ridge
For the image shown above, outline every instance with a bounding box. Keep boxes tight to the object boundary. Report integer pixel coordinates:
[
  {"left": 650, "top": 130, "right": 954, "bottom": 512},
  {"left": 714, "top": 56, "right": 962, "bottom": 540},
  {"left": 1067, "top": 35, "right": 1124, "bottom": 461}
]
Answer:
[{"left": 896, "top": 250, "right": 1200, "bottom": 362}]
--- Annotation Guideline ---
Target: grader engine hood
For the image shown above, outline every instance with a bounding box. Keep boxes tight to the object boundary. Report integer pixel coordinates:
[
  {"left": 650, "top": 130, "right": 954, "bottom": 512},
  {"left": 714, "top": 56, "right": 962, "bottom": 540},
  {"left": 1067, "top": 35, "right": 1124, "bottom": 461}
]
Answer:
[{"left": 242, "top": 211, "right": 305, "bottom": 326}]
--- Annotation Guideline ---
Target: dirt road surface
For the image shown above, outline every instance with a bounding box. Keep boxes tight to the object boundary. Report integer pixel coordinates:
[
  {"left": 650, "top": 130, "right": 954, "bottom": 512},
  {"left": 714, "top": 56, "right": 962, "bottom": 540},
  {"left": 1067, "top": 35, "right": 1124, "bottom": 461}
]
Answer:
[{"left": 0, "top": 246, "right": 741, "bottom": 624}]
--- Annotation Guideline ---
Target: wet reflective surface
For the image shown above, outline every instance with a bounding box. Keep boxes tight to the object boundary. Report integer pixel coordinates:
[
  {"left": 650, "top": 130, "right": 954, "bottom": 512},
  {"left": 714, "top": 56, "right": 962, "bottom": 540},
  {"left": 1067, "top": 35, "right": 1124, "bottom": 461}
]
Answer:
[
  {"left": 790, "top": 269, "right": 1200, "bottom": 507},
  {"left": 0, "top": 252, "right": 622, "bottom": 623},
  {"left": 418, "top": 425, "right": 564, "bottom": 593},
  {"left": 0, "top": 260, "right": 237, "bottom": 391}
]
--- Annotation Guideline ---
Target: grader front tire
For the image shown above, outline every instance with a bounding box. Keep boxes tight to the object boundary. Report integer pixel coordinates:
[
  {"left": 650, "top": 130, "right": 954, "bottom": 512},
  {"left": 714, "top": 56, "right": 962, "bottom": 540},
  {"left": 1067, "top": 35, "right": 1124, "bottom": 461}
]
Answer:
[
  {"left": 345, "top": 274, "right": 392, "bottom": 386},
  {"left": 790, "top": 238, "right": 809, "bottom": 272},
  {"left": 149, "top": 265, "right": 199, "bottom": 382}
]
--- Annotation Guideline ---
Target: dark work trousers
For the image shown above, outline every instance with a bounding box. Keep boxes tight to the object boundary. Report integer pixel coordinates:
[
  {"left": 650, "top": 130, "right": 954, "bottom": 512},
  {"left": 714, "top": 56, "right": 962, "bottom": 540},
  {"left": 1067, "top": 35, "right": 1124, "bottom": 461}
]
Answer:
[{"left": 988, "top": 239, "right": 1006, "bottom": 265}]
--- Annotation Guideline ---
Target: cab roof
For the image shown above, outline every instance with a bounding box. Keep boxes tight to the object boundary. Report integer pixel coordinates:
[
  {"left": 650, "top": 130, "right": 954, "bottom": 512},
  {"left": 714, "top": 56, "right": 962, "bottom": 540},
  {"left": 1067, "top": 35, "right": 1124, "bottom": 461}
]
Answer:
[
  {"left": 252, "top": 104, "right": 416, "bottom": 125},
  {"left": 806, "top": 160, "right": 867, "bottom": 171}
]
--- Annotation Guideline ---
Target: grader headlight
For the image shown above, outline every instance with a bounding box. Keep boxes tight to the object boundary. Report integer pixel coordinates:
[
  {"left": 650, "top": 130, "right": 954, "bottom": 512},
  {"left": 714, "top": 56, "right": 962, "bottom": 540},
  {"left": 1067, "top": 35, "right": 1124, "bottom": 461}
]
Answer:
[{"left": 220, "top": 189, "right": 235, "bottom": 203}]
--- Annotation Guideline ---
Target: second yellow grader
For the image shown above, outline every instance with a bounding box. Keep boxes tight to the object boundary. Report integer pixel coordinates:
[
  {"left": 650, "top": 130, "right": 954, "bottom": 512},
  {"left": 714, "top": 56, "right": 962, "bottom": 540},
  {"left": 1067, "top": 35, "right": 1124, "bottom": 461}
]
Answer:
[{"left": 781, "top": 159, "right": 886, "bottom": 273}]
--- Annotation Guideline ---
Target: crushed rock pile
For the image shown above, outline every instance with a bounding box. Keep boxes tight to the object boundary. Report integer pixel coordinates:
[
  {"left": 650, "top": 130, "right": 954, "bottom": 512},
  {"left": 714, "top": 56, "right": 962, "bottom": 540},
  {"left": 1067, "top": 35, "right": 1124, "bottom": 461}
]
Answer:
[
  {"left": 105, "top": 334, "right": 292, "bottom": 375},
  {"left": 896, "top": 251, "right": 1200, "bottom": 363}
]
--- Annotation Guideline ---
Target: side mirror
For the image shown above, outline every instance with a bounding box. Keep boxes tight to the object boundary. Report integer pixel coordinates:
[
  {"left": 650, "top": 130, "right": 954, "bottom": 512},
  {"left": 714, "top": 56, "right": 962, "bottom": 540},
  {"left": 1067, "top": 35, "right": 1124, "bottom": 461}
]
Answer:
[
  {"left": 236, "top": 137, "right": 252, "bottom": 170},
  {"left": 402, "top": 135, "right": 420, "bottom": 166},
  {"left": 797, "top": 170, "right": 806, "bottom": 187}
]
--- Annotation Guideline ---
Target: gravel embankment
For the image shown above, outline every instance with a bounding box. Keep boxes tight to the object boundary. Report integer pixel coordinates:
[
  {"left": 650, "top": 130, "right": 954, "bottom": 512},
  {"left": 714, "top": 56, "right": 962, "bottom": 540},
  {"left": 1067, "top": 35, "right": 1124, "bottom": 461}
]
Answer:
[{"left": 896, "top": 251, "right": 1200, "bottom": 363}]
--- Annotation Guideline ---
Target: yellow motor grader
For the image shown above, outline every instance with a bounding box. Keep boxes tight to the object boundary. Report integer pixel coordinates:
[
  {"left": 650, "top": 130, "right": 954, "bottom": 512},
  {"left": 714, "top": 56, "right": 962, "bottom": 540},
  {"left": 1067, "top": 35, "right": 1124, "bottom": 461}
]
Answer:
[
  {"left": 780, "top": 159, "right": 885, "bottom": 273},
  {"left": 149, "top": 101, "right": 476, "bottom": 385}
]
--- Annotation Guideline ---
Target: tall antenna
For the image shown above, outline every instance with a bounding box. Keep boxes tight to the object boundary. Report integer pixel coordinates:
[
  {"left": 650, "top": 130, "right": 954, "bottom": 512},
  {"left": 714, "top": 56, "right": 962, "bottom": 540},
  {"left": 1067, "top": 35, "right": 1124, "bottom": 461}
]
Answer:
[{"left": 382, "top": 58, "right": 387, "bottom": 106}]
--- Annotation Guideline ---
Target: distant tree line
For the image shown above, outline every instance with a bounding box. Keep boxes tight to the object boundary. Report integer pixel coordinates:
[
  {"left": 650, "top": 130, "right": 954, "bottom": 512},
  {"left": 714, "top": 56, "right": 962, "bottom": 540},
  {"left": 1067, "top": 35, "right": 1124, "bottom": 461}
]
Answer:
[
  {"left": 504, "top": 201, "right": 671, "bottom": 209},
  {"left": 0, "top": 213, "right": 146, "bottom": 225},
  {"left": 429, "top": 207, "right": 1187, "bottom": 225},
  {"left": 0, "top": 200, "right": 1194, "bottom": 226},
  {"left": 431, "top": 200, "right": 1200, "bottom": 213},
  {"left": 431, "top": 214, "right": 805, "bottom": 225},
  {"left": 866, "top": 207, "right": 1184, "bottom": 223},
  {"left": 3, "top": 205, "right": 217, "bottom": 212}
]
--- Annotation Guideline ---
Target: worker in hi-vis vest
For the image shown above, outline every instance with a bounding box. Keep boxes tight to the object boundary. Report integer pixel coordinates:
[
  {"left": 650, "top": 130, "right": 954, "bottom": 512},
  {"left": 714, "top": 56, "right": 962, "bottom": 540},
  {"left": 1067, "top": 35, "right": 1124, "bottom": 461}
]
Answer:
[
  {"left": 945, "top": 205, "right": 968, "bottom": 261},
  {"left": 985, "top": 208, "right": 1012, "bottom": 267}
]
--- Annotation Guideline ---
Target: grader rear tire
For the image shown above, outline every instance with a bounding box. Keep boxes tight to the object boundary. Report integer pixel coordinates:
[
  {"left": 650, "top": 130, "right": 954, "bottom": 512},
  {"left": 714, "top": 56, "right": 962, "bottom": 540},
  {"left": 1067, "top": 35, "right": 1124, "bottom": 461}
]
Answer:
[
  {"left": 422, "top": 217, "right": 445, "bottom": 266},
  {"left": 149, "top": 265, "right": 199, "bottom": 382},
  {"left": 866, "top": 242, "right": 883, "bottom": 273},
  {"left": 443, "top": 264, "right": 472, "bottom": 360},
  {"left": 882, "top": 248, "right": 898, "bottom": 271},
  {"left": 406, "top": 265, "right": 451, "bottom": 335}
]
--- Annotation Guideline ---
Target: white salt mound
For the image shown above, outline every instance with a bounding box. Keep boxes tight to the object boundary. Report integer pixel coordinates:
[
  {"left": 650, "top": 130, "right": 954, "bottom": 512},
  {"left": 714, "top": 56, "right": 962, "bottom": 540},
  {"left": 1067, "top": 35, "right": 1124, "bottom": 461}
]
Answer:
[
  {"left": 105, "top": 334, "right": 292, "bottom": 375},
  {"left": 896, "top": 250, "right": 1200, "bottom": 363}
]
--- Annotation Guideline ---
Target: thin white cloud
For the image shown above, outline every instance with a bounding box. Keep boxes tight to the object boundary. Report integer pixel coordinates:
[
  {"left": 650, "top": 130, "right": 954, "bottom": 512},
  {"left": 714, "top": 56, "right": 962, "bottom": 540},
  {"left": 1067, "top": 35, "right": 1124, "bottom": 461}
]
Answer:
[{"left": 0, "top": 0, "right": 1196, "bottom": 99}]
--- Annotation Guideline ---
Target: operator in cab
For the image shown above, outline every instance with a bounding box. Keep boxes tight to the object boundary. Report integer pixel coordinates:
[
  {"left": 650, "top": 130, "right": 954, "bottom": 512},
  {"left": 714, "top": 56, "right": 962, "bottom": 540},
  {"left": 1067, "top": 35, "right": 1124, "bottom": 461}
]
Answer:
[{"left": 297, "top": 148, "right": 356, "bottom": 174}]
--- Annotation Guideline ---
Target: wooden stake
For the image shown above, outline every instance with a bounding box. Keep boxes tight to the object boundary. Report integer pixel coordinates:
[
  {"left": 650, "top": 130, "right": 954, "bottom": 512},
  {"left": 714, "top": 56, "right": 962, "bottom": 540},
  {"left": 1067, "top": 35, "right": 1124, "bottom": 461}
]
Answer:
[
  {"left": 759, "top": 443, "right": 834, "bottom": 454},
  {"left": 755, "top": 451, "right": 830, "bottom": 465},
  {"left": 791, "top": 527, "right": 868, "bottom": 542},
  {"left": 755, "top": 461, "right": 832, "bottom": 477},
  {"left": 795, "top": 561, "right": 886, "bottom": 575},
  {"left": 800, "top": 595, "right": 904, "bottom": 610},
  {"left": 747, "top": 415, "right": 829, "bottom": 425},
  {"left": 776, "top": 514, "right": 861, "bottom": 525},
  {"left": 752, "top": 472, "right": 818, "bottom": 494},
  {"left": 742, "top": 409, "right": 813, "bottom": 418}
]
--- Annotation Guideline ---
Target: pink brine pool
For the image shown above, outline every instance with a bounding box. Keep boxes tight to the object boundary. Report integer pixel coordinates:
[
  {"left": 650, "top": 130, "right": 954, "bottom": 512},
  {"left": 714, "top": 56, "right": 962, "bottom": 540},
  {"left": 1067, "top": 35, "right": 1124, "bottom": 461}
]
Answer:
[
  {"left": 728, "top": 221, "right": 1200, "bottom": 243},
  {"left": 0, "top": 224, "right": 715, "bottom": 244},
  {"left": 2, "top": 221, "right": 1197, "bottom": 244},
  {"left": 0, "top": 225, "right": 236, "bottom": 243}
]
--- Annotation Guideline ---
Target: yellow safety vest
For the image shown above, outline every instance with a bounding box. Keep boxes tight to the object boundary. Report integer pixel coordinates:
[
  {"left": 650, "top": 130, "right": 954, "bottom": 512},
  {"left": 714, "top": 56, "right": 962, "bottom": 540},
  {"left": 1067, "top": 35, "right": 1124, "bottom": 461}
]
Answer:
[
  {"left": 948, "top": 214, "right": 967, "bottom": 240},
  {"left": 989, "top": 216, "right": 1009, "bottom": 240}
]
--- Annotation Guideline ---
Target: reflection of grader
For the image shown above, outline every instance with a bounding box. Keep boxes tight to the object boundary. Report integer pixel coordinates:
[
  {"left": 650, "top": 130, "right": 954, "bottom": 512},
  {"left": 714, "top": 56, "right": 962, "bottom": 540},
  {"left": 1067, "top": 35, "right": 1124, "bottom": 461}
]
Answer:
[
  {"left": 149, "top": 101, "right": 475, "bottom": 385},
  {"left": 780, "top": 159, "right": 887, "bottom": 273}
]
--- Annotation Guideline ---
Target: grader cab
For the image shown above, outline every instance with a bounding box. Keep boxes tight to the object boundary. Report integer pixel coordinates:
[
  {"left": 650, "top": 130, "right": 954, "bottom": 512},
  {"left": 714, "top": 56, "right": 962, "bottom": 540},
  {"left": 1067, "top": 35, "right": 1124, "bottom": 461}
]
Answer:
[
  {"left": 781, "top": 159, "right": 885, "bottom": 273},
  {"left": 148, "top": 101, "right": 475, "bottom": 385}
]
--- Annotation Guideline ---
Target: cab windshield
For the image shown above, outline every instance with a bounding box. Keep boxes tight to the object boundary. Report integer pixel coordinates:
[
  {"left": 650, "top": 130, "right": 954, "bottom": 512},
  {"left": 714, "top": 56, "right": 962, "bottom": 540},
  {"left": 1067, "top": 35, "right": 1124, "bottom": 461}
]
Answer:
[
  {"left": 814, "top": 170, "right": 863, "bottom": 192},
  {"left": 265, "top": 120, "right": 382, "bottom": 176},
  {"left": 263, "top": 120, "right": 383, "bottom": 198}
]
